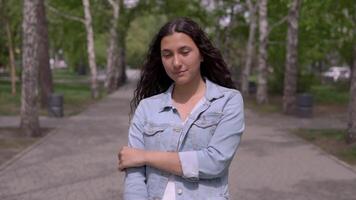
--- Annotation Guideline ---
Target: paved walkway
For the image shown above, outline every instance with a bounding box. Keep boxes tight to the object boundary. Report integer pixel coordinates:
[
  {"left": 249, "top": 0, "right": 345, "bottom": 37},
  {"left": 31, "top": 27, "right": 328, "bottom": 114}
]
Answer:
[{"left": 0, "top": 73, "right": 355, "bottom": 200}]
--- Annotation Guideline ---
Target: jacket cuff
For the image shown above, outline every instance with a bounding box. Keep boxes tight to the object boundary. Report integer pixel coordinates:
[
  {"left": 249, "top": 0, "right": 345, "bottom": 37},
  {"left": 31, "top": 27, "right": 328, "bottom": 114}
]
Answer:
[{"left": 178, "top": 151, "right": 199, "bottom": 181}]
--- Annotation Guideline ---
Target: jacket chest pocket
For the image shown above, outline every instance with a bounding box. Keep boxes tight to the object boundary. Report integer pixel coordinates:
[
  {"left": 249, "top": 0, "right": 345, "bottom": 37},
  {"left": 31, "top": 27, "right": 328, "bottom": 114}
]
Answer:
[
  {"left": 189, "top": 112, "right": 223, "bottom": 149},
  {"left": 143, "top": 123, "right": 168, "bottom": 150}
]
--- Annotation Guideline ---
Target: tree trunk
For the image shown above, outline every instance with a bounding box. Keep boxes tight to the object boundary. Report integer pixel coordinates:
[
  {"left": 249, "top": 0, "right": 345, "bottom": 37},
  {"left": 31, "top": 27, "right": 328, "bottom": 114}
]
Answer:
[
  {"left": 117, "top": 40, "right": 127, "bottom": 87},
  {"left": 82, "top": 0, "right": 99, "bottom": 99},
  {"left": 115, "top": 0, "right": 127, "bottom": 87},
  {"left": 283, "top": 0, "right": 302, "bottom": 114},
  {"left": 105, "top": 0, "right": 120, "bottom": 93},
  {"left": 5, "top": 18, "right": 17, "bottom": 96},
  {"left": 346, "top": 45, "right": 356, "bottom": 144},
  {"left": 21, "top": 0, "right": 41, "bottom": 137},
  {"left": 37, "top": 0, "right": 53, "bottom": 108},
  {"left": 257, "top": 0, "right": 269, "bottom": 104},
  {"left": 241, "top": 0, "right": 257, "bottom": 96}
]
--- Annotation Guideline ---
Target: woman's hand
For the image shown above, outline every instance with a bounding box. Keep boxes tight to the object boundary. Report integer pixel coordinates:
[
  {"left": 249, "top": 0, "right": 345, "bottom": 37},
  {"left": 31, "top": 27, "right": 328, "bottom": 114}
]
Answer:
[{"left": 118, "top": 146, "right": 147, "bottom": 171}]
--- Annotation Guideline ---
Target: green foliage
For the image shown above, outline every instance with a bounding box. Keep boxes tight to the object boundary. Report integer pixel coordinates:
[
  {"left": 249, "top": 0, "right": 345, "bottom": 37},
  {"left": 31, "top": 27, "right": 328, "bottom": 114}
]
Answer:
[
  {"left": 299, "top": 0, "right": 336, "bottom": 67},
  {"left": 0, "top": 0, "right": 22, "bottom": 69},
  {"left": 47, "top": 0, "right": 113, "bottom": 70},
  {"left": 0, "top": 80, "right": 21, "bottom": 115},
  {"left": 126, "top": 15, "right": 167, "bottom": 68},
  {"left": 47, "top": 0, "right": 87, "bottom": 70},
  {"left": 94, "top": 33, "right": 108, "bottom": 68},
  {"left": 310, "top": 83, "right": 349, "bottom": 104},
  {"left": 0, "top": 0, "right": 354, "bottom": 100}
]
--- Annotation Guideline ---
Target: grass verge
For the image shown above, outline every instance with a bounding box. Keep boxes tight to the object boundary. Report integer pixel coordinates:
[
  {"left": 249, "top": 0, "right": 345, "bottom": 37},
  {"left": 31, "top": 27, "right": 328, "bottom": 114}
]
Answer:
[
  {"left": 292, "top": 128, "right": 356, "bottom": 167},
  {"left": 0, "top": 69, "right": 106, "bottom": 116},
  {"left": 244, "top": 95, "right": 283, "bottom": 114},
  {"left": 0, "top": 127, "right": 52, "bottom": 166}
]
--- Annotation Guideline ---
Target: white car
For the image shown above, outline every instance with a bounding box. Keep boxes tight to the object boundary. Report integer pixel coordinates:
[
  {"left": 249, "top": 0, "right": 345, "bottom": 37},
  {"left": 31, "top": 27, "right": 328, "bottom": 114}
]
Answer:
[{"left": 322, "top": 66, "right": 351, "bottom": 82}]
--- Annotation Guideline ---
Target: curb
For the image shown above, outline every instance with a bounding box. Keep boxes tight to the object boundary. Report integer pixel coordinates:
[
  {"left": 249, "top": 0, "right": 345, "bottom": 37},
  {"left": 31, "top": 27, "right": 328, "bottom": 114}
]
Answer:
[{"left": 0, "top": 127, "right": 60, "bottom": 173}]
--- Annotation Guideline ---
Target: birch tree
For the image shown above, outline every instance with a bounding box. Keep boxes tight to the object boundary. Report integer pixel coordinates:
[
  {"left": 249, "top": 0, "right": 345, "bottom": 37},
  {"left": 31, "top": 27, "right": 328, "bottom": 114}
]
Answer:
[
  {"left": 21, "top": 0, "right": 41, "bottom": 137},
  {"left": 82, "top": 0, "right": 99, "bottom": 98},
  {"left": 345, "top": 1, "right": 356, "bottom": 144},
  {"left": 257, "top": 0, "right": 269, "bottom": 104},
  {"left": 347, "top": 46, "right": 356, "bottom": 144},
  {"left": 283, "top": 0, "right": 302, "bottom": 114},
  {"left": 47, "top": 2, "right": 99, "bottom": 98},
  {"left": 105, "top": 0, "right": 120, "bottom": 93},
  {"left": 241, "top": 0, "right": 257, "bottom": 96}
]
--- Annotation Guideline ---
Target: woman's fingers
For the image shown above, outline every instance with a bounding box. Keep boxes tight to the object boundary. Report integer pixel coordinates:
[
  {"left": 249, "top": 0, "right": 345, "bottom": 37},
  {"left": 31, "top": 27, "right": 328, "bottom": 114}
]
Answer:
[
  {"left": 117, "top": 146, "right": 145, "bottom": 170},
  {"left": 117, "top": 146, "right": 126, "bottom": 171}
]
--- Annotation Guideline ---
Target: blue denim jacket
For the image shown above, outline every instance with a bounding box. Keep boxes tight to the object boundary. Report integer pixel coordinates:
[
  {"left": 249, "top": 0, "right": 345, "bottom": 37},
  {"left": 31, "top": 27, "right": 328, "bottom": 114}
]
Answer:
[{"left": 124, "top": 79, "right": 244, "bottom": 200}]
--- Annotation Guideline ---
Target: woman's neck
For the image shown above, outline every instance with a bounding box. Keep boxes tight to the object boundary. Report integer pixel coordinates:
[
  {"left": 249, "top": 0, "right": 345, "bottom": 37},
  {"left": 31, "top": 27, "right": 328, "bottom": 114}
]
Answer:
[{"left": 172, "top": 76, "right": 206, "bottom": 104}]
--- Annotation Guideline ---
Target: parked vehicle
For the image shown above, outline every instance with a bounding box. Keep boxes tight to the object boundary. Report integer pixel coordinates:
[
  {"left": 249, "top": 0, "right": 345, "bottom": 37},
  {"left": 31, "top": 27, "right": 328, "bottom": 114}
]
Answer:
[{"left": 322, "top": 66, "right": 351, "bottom": 82}]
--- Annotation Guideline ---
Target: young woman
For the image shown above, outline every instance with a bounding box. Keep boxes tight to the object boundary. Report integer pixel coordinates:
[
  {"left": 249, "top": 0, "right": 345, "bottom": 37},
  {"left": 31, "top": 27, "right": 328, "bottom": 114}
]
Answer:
[{"left": 118, "top": 17, "right": 244, "bottom": 200}]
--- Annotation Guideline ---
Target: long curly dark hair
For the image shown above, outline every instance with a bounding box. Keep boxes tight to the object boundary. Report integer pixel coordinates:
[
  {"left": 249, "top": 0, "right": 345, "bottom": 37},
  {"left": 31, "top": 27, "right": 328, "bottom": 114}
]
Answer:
[{"left": 131, "top": 17, "right": 236, "bottom": 112}]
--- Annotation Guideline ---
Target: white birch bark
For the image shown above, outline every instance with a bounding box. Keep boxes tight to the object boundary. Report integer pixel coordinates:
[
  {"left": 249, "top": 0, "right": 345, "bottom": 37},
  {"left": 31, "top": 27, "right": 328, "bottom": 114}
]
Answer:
[
  {"left": 82, "top": 0, "right": 99, "bottom": 99},
  {"left": 283, "top": 0, "right": 302, "bottom": 114},
  {"left": 21, "top": 0, "right": 41, "bottom": 137},
  {"left": 347, "top": 45, "right": 356, "bottom": 144},
  {"left": 105, "top": 0, "right": 120, "bottom": 93},
  {"left": 241, "top": 0, "right": 257, "bottom": 96},
  {"left": 257, "top": 0, "right": 269, "bottom": 104}
]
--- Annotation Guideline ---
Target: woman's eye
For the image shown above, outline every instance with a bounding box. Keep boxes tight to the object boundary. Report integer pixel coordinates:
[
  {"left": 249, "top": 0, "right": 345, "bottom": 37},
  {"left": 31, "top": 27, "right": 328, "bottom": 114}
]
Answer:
[
  {"left": 181, "top": 50, "right": 190, "bottom": 56},
  {"left": 162, "top": 53, "right": 172, "bottom": 58}
]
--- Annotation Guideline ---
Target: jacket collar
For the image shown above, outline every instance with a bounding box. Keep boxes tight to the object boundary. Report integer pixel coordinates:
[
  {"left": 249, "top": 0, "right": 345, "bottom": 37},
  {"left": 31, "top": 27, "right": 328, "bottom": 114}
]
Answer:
[{"left": 159, "top": 78, "right": 224, "bottom": 112}]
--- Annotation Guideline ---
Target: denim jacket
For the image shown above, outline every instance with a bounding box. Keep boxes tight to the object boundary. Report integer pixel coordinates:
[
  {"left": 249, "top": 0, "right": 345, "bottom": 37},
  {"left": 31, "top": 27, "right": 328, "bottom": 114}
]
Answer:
[{"left": 124, "top": 79, "right": 244, "bottom": 200}]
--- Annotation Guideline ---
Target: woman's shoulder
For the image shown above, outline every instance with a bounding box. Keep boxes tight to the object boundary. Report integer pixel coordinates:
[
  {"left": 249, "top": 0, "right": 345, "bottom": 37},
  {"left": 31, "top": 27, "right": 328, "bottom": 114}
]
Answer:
[
  {"left": 141, "top": 92, "right": 167, "bottom": 103},
  {"left": 208, "top": 80, "right": 242, "bottom": 100},
  {"left": 136, "top": 92, "right": 168, "bottom": 111}
]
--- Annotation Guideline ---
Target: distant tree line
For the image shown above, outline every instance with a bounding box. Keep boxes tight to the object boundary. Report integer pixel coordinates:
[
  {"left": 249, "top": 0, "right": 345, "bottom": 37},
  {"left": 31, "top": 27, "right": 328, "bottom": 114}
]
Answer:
[{"left": 0, "top": 0, "right": 354, "bottom": 143}]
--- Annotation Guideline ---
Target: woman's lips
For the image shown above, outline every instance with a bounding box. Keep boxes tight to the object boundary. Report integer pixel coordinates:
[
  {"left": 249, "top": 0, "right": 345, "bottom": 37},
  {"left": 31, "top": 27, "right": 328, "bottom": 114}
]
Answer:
[{"left": 174, "top": 70, "right": 188, "bottom": 76}]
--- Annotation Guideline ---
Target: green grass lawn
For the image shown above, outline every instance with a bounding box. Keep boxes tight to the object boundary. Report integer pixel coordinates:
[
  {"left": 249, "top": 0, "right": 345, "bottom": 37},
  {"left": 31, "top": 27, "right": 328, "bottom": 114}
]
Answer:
[
  {"left": 244, "top": 94, "right": 283, "bottom": 114},
  {"left": 0, "top": 69, "right": 106, "bottom": 116},
  {"left": 310, "top": 84, "right": 349, "bottom": 105},
  {"left": 245, "top": 82, "right": 349, "bottom": 115},
  {"left": 292, "top": 129, "right": 356, "bottom": 166}
]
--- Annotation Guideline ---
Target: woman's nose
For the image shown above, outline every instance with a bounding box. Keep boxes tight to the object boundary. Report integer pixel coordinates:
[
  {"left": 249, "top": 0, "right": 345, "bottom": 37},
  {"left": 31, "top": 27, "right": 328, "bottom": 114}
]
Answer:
[{"left": 173, "top": 54, "right": 182, "bottom": 68}]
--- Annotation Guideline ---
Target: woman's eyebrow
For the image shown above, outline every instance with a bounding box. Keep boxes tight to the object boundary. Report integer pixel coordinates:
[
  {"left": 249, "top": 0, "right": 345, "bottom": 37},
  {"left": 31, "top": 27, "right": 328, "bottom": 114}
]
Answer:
[
  {"left": 179, "top": 45, "right": 191, "bottom": 50},
  {"left": 161, "top": 49, "right": 172, "bottom": 53}
]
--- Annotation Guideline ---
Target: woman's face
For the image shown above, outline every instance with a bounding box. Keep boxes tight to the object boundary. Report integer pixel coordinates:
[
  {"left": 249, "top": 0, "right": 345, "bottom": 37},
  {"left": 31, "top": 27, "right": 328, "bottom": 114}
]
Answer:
[{"left": 160, "top": 32, "right": 203, "bottom": 86}]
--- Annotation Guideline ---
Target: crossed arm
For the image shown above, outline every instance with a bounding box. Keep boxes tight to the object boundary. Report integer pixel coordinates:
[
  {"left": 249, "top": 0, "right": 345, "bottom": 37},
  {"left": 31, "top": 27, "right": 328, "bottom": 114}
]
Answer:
[{"left": 118, "top": 147, "right": 183, "bottom": 176}]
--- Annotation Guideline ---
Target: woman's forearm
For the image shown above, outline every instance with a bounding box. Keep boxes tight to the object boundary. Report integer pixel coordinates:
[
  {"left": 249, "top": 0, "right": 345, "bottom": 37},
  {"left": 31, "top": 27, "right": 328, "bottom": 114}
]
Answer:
[
  {"left": 118, "top": 146, "right": 183, "bottom": 176},
  {"left": 144, "top": 151, "right": 183, "bottom": 176}
]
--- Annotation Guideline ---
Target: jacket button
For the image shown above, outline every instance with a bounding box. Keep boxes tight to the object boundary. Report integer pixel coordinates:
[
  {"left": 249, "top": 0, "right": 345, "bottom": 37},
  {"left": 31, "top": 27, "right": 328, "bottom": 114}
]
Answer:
[{"left": 177, "top": 188, "right": 183, "bottom": 195}]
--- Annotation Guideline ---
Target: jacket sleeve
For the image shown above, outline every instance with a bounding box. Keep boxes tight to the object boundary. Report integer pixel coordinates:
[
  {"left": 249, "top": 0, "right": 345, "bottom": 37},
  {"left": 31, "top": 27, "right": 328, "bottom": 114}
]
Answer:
[
  {"left": 123, "top": 102, "right": 148, "bottom": 200},
  {"left": 178, "top": 92, "right": 244, "bottom": 180}
]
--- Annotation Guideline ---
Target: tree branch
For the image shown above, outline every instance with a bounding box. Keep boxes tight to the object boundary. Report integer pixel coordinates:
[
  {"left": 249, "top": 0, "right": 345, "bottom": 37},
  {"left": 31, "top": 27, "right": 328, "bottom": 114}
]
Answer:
[
  {"left": 107, "top": 0, "right": 116, "bottom": 8},
  {"left": 46, "top": 3, "right": 85, "bottom": 24},
  {"left": 107, "top": 0, "right": 119, "bottom": 16},
  {"left": 268, "top": 15, "right": 288, "bottom": 35}
]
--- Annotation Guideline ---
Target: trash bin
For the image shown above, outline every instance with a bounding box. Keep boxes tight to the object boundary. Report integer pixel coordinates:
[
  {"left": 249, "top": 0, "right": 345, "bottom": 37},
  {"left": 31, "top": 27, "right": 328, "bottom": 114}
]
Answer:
[
  {"left": 296, "top": 93, "right": 313, "bottom": 118},
  {"left": 248, "top": 81, "right": 257, "bottom": 95},
  {"left": 48, "top": 93, "right": 63, "bottom": 117}
]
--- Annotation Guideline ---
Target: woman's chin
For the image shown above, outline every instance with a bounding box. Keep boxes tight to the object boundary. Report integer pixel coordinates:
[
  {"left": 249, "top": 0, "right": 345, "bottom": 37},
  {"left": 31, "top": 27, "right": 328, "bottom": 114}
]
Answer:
[{"left": 173, "top": 76, "right": 191, "bottom": 86}]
